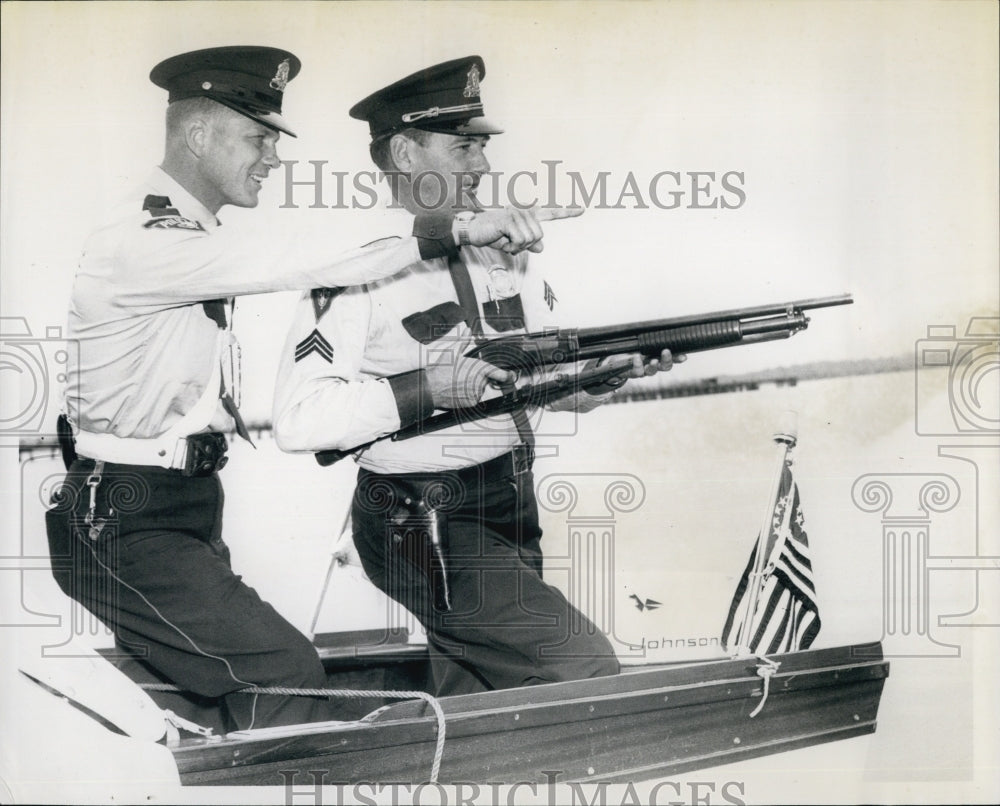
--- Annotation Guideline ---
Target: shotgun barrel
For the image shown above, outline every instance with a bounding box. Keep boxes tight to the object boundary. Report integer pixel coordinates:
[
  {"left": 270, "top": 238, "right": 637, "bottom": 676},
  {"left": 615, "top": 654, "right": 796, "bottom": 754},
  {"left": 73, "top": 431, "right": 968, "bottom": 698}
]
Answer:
[{"left": 468, "top": 294, "right": 853, "bottom": 370}]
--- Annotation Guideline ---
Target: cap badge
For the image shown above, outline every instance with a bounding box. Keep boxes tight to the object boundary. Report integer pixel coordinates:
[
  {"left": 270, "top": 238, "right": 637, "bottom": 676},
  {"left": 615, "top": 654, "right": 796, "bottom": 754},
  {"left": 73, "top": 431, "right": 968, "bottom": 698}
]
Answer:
[
  {"left": 270, "top": 59, "right": 291, "bottom": 92},
  {"left": 463, "top": 64, "right": 481, "bottom": 98}
]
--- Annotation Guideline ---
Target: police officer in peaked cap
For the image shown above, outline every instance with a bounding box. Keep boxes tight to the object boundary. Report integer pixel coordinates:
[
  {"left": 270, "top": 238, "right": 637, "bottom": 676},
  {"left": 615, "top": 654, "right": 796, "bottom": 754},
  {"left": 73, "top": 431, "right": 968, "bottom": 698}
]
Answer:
[
  {"left": 44, "top": 45, "right": 580, "bottom": 732},
  {"left": 349, "top": 55, "right": 505, "bottom": 138},
  {"left": 273, "top": 55, "right": 675, "bottom": 697},
  {"left": 149, "top": 45, "right": 303, "bottom": 136}
]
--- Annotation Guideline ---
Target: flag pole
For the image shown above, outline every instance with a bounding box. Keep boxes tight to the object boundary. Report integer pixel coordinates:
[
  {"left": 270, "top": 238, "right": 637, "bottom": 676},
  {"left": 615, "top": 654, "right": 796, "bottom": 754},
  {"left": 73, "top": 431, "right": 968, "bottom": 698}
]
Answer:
[{"left": 732, "top": 410, "right": 798, "bottom": 657}]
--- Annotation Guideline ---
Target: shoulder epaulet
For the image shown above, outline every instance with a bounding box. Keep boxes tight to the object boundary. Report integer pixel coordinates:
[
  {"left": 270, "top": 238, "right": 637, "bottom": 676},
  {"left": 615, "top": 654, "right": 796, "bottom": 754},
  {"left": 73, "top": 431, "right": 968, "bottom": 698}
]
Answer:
[
  {"left": 141, "top": 194, "right": 205, "bottom": 232},
  {"left": 311, "top": 287, "right": 346, "bottom": 322}
]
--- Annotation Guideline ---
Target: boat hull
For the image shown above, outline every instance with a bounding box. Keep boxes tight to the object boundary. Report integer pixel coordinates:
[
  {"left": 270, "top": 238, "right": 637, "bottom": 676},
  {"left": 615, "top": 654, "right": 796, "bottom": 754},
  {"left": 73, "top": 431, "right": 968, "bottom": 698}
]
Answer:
[{"left": 170, "top": 641, "right": 888, "bottom": 786}]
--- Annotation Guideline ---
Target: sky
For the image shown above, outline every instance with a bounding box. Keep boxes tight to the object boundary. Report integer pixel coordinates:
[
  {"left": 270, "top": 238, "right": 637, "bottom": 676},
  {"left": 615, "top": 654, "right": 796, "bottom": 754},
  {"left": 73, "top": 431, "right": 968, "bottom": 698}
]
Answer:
[
  {"left": 1, "top": 2, "right": 998, "bottom": 804},
  {"left": 1, "top": 1, "right": 996, "bottom": 425}
]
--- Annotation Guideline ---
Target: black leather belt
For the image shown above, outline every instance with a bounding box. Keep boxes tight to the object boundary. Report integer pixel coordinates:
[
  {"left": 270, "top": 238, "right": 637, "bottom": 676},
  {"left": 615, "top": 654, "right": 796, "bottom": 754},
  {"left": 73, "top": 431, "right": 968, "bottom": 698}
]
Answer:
[
  {"left": 369, "top": 446, "right": 534, "bottom": 485},
  {"left": 484, "top": 445, "right": 533, "bottom": 477},
  {"left": 73, "top": 432, "right": 229, "bottom": 478},
  {"left": 444, "top": 445, "right": 534, "bottom": 485}
]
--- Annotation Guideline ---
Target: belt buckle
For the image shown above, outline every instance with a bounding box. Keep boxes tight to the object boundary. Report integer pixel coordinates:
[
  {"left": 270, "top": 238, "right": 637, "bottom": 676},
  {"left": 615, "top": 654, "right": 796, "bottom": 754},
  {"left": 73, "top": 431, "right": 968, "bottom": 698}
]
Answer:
[{"left": 181, "top": 433, "right": 229, "bottom": 477}]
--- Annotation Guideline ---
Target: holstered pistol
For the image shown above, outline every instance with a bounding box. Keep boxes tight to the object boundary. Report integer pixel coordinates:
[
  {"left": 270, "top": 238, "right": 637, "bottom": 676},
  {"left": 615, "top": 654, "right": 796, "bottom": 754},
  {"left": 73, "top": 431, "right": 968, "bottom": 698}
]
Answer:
[{"left": 389, "top": 499, "right": 452, "bottom": 612}]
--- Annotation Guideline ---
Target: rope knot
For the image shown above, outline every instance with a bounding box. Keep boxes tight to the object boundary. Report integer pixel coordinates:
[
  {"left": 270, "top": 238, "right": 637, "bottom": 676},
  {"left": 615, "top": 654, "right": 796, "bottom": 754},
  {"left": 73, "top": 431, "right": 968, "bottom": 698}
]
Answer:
[{"left": 749, "top": 656, "right": 781, "bottom": 718}]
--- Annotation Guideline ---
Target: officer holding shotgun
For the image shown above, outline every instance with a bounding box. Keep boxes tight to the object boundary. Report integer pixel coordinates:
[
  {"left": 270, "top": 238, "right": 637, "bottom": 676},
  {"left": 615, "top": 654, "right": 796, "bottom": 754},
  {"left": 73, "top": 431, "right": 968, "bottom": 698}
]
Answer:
[
  {"left": 45, "top": 46, "right": 580, "bottom": 731},
  {"left": 273, "top": 56, "right": 679, "bottom": 696}
]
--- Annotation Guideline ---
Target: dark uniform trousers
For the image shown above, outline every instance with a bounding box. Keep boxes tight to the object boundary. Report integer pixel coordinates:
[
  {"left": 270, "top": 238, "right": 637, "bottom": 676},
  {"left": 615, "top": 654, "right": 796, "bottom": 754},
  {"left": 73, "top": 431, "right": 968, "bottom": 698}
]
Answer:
[
  {"left": 352, "top": 453, "right": 620, "bottom": 696},
  {"left": 45, "top": 459, "right": 336, "bottom": 730}
]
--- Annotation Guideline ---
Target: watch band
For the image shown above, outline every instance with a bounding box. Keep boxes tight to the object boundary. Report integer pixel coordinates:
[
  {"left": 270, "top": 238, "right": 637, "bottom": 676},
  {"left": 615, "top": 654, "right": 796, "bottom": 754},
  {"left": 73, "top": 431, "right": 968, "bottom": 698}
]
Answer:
[{"left": 456, "top": 213, "right": 475, "bottom": 247}]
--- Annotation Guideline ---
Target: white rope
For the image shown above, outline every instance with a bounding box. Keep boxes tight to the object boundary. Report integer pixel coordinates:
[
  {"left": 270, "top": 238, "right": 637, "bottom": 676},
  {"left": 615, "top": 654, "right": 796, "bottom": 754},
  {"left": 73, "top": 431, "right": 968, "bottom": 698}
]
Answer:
[
  {"left": 141, "top": 683, "right": 446, "bottom": 782},
  {"left": 749, "top": 656, "right": 781, "bottom": 718},
  {"left": 162, "top": 708, "right": 218, "bottom": 742}
]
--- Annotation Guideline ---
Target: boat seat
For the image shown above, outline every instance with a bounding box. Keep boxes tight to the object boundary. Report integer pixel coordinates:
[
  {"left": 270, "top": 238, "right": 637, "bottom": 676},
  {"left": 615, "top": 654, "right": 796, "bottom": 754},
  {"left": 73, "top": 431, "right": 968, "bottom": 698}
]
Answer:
[{"left": 312, "top": 628, "right": 429, "bottom": 671}]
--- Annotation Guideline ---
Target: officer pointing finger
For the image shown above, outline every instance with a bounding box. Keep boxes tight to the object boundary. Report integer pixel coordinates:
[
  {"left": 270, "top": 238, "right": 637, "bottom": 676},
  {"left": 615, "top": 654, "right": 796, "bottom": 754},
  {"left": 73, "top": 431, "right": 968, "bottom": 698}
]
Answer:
[{"left": 45, "top": 45, "right": 510, "bottom": 732}]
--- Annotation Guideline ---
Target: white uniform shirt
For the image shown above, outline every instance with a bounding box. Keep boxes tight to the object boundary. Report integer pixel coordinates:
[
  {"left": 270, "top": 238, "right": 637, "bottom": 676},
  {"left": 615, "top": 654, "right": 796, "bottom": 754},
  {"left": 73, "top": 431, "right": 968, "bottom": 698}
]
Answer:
[
  {"left": 274, "top": 216, "right": 610, "bottom": 473},
  {"left": 66, "top": 168, "right": 431, "bottom": 439}
]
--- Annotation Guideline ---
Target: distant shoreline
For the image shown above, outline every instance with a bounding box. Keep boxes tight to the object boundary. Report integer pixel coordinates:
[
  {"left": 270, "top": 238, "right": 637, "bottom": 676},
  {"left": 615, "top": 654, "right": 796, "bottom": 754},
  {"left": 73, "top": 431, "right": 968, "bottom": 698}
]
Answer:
[
  {"left": 16, "top": 356, "right": 923, "bottom": 456},
  {"left": 608, "top": 354, "right": 918, "bottom": 405}
]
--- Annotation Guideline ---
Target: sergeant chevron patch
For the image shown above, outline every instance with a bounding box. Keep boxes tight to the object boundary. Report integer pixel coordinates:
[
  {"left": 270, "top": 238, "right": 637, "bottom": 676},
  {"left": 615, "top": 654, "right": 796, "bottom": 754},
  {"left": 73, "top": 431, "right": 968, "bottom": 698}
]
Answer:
[
  {"left": 295, "top": 329, "right": 334, "bottom": 363},
  {"left": 543, "top": 281, "right": 558, "bottom": 311}
]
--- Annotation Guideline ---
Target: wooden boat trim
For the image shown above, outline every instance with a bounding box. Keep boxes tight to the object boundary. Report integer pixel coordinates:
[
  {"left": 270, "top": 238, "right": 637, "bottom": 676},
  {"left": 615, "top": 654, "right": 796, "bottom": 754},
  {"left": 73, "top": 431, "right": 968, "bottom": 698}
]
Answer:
[
  {"left": 175, "top": 673, "right": 886, "bottom": 785},
  {"left": 170, "top": 645, "right": 888, "bottom": 780},
  {"left": 366, "top": 660, "right": 888, "bottom": 733},
  {"left": 360, "top": 643, "right": 887, "bottom": 719},
  {"left": 572, "top": 719, "right": 880, "bottom": 784}
]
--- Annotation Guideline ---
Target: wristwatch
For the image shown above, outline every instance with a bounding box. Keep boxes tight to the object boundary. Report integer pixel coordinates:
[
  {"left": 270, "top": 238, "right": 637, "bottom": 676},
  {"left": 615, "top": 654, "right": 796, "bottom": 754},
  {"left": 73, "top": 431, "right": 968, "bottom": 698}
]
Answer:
[{"left": 455, "top": 211, "right": 476, "bottom": 247}]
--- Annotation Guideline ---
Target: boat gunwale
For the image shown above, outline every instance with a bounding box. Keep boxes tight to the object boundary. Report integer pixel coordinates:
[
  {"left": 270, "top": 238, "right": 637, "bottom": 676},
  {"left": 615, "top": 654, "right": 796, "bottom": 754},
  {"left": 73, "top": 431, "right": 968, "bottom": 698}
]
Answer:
[
  {"left": 567, "top": 718, "right": 881, "bottom": 784},
  {"left": 173, "top": 673, "right": 888, "bottom": 785},
  {"left": 168, "top": 647, "right": 889, "bottom": 775}
]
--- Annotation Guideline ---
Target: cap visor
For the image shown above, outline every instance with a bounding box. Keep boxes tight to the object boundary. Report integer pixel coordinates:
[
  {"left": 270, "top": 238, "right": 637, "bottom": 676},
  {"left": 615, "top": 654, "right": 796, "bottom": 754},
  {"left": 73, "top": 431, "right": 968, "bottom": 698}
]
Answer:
[
  {"left": 418, "top": 116, "right": 504, "bottom": 136},
  {"left": 454, "top": 116, "right": 504, "bottom": 135},
  {"left": 214, "top": 99, "right": 297, "bottom": 137}
]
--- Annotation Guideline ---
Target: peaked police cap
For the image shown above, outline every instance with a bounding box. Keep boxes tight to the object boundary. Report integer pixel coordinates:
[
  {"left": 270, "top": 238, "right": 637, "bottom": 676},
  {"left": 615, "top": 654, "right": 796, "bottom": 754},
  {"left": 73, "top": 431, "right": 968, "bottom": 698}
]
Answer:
[
  {"left": 349, "top": 55, "right": 503, "bottom": 140},
  {"left": 150, "top": 46, "right": 301, "bottom": 137}
]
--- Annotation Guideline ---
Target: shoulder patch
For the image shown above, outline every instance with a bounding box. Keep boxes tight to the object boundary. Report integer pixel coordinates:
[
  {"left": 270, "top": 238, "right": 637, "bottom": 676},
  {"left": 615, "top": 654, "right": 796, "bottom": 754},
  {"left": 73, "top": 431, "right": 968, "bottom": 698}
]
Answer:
[
  {"left": 310, "top": 287, "right": 345, "bottom": 322},
  {"left": 141, "top": 194, "right": 204, "bottom": 231},
  {"left": 142, "top": 216, "right": 205, "bottom": 231}
]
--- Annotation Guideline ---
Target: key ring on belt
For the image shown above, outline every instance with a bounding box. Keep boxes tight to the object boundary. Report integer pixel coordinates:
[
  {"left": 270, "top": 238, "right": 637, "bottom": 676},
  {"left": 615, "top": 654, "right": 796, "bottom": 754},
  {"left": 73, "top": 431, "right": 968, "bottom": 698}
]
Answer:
[{"left": 84, "top": 460, "right": 107, "bottom": 540}]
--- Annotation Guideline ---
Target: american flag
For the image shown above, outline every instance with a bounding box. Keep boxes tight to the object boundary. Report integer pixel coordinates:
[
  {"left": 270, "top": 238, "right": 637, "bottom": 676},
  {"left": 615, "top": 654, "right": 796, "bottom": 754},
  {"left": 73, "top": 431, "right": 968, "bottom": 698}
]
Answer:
[{"left": 721, "top": 460, "right": 821, "bottom": 655}]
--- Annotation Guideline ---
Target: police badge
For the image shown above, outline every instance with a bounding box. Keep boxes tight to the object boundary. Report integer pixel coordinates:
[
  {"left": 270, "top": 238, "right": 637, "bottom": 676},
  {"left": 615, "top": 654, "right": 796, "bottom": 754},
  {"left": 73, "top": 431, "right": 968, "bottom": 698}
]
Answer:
[{"left": 487, "top": 266, "right": 516, "bottom": 298}]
